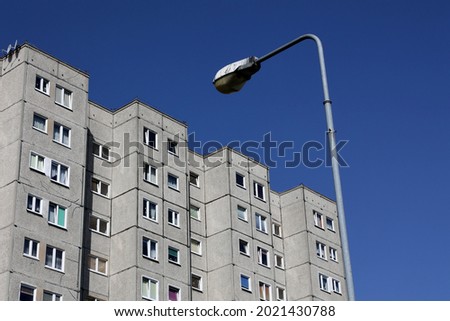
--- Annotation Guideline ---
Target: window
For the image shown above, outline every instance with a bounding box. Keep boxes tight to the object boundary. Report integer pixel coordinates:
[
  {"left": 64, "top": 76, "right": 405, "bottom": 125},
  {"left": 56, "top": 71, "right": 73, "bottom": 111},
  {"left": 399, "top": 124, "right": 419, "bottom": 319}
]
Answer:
[
  {"left": 27, "top": 194, "right": 42, "bottom": 215},
  {"left": 32, "top": 113, "right": 47, "bottom": 132},
  {"left": 276, "top": 287, "right": 286, "bottom": 301},
  {"left": 93, "top": 142, "right": 110, "bottom": 161},
  {"left": 272, "top": 223, "right": 282, "bottom": 237},
  {"left": 259, "top": 282, "right": 271, "bottom": 301},
  {"left": 35, "top": 75, "right": 49, "bottom": 94},
  {"left": 192, "top": 274, "right": 202, "bottom": 291},
  {"left": 168, "top": 286, "right": 180, "bottom": 301},
  {"left": 45, "top": 246, "right": 64, "bottom": 272},
  {"left": 237, "top": 205, "right": 248, "bottom": 221},
  {"left": 191, "top": 239, "right": 202, "bottom": 255},
  {"left": 142, "top": 277, "right": 158, "bottom": 301},
  {"left": 314, "top": 211, "right": 324, "bottom": 229},
  {"left": 332, "top": 279, "right": 342, "bottom": 294},
  {"left": 48, "top": 202, "right": 66, "bottom": 228},
  {"left": 43, "top": 291, "right": 62, "bottom": 301},
  {"left": 55, "top": 85, "right": 72, "bottom": 109},
  {"left": 144, "top": 164, "right": 157, "bottom": 185},
  {"left": 274, "top": 254, "right": 284, "bottom": 269},
  {"left": 167, "top": 173, "right": 179, "bottom": 190},
  {"left": 316, "top": 241, "right": 327, "bottom": 260},
  {"left": 257, "top": 247, "right": 270, "bottom": 267},
  {"left": 326, "top": 217, "right": 335, "bottom": 231},
  {"left": 253, "top": 181, "right": 265, "bottom": 200},
  {"left": 88, "top": 255, "right": 107, "bottom": 275},
  {"left": 168, "top": 247, "right": 179, "bottom": 264},
  {"left": 255, "top": 213, "right": 267, "bottom": 233},
  {"left": 142, "top": 237, "right": 158, "bottom": 261},
  {"left": 329, "top": 247, "right": 338, "bottom": 262},
  {"left": 143, "top": 199, "right": 158, "bottom": 222},
  {"left": 50, "top": 161, "right": 69, "bottom": 186},
  {"left": 190, "top": 205, "right": 200, "bottom": 220},
  {"left": 189, "top": 172, "right": 199, "bottom": 187},
  {"left": 91, "top": 178, "right": 109, "bottom": 197},
  {"left": 53, "top": 122, "right": 71, "bottom": 147},
  {"left": 89, "top": 215, "right": 109, "bottom": 235},
  {"left": 167, "top": 139, "right": 178, "bottom": 155},
  {"left": 319, "top": 273, "right": 330, "bottom": 292},
  {"left": 239, "top": 239, "right": 250, "bottom": 256},
  {"left": 30, "top": 152, "right": 45, "bottom": 173},
  {"left": 168, "top": 209, "right": 180, "bottom": 227},
  {"left": 240, "top": 274, "right": 251, "bottom": 292},
  {"left": 23, "top": 238, "right": 39, "bottom": 259},
  {"left": 19, "top": 284, "right": 36, "bottom": 301},
  {"left": 236, "top": 172, "right": 246, "bottom": 188},
  {"left": 144, "top": 128, "right": 157, "bottom": 149}
]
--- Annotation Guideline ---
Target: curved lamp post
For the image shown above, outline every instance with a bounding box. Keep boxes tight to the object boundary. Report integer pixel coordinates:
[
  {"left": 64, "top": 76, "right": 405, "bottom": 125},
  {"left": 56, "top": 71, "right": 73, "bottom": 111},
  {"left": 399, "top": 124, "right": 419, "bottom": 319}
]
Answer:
[{"left": 213, "top": 34, "right": 355, "bottom": 301}]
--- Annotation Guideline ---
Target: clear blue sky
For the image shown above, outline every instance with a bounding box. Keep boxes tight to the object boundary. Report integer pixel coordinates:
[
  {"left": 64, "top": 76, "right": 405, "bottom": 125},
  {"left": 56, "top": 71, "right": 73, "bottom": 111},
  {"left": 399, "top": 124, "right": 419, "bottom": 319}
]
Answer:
[{"left": 3, "top": 0, "right": 450, "bottom": 300}]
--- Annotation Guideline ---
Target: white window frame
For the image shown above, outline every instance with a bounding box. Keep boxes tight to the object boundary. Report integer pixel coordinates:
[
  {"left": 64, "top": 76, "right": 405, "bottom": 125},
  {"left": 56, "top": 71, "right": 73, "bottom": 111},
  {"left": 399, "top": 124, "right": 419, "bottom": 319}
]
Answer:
[
  {"left": 316, "top": 241, "right": 327, "bottom": 260},
  {"left": 276, "top": 287, "right": 286, "bottom": 301},
  {"left": 326, "top": 217, "right": 335, "bottom": 231},
  {"left": 314, "top": 211, "right": 324, "bottom": 229},
  {"left": 32, "top": 113, "right": 47, "bottom": 133},
  {"left": 92, "top": 142, "right": 110, "bottom": 161},
  {"left": 167, "top": 173, "right": 179, "bottom": 190},
  {"left": 142, "top": 237, "right": 158, "bottom": 261},
  {"left": 253, "top": 181, "right": 265, "bottom": 201},
  {"left": 91, "top": 177, "right": 110, "bottom": 198},
  {"left": 144, "top": 163, "right": 158, "bottom": 185},
  {"left": 23, "top": 238, "right": 40, "bottom": 260},
  {"left": 48, "top": 202, "right": 67, "bottom": 229},
  {"left": 329, "top": 247, "right": 338, "bottom": 262},
  {"left": 259, "top": 281, "right": 271, "bottom": 301},
  {"left": 191, "top": 274, "right": 203, "bottom": 292},
  {"left": 43, "top": 290, "right": 62, "bottom": 301},
  {"left": 88, "top": 255, "right": 108, "bottom": 275},
  {"left": 142, "top": 276, "right": 159, "bottom": 301},
  {"left": 189, "top": 172, "right": 199, "bottom": 187},
  {"left": 143, "top": 199, "right": 158, "bottom": 222},
  {"left": 240, "top": 274, "right": 251, "bottom": 292},
  {"left": 167, "top": 139, "right": 178, "bottom": 156},
  {"left": 332, "top": 278, "right": 342, "bottom": 294},
  {"left": 319, "top": 273, "right": 330, "bottom": 292},
  {"left": 236, "top": 172, "right": 246, "bottom": 188},
  {"left": 168, "top": 247, "right": 180, "bottom": 264},
  {"left": 55, "top": 85, "right": 72, "bottom": 109},
  {"left": 143, "top": 127, "right": 158, "bottom": 149},
  {"left": 274, "top": 254, "right": 284, "bottom": 269},
  {"left": 272, "top": 222, "right": 282, "bottom": 237},
  {"left": 239, "top": 239, "right": 250, "bottom": 256},
  {"left": 19, "top": 283, "right": 36, "bottom": 301},
  {"left": 50, "top": 160, "right": 70, "bottom": 186},
  {"left": 191, "top": 239, "right": 202, "bottom": 256},
  {"left": 53, "top": 122, "right": 71, "bottom": 147},
  {"left": 35, "top": 75, "right": 50, "bottom": 95},
  {"left": 237, "top": 205, "right": 248, "bottom": 221},
  {"left": 257, "top": 247, "right": 270, "bottom": 267},
  {"left": 190, "top": 205, "right": 200, "bottom": 221},
  {"left": 255, "top": 213, "right": 267, "bottom": 233},
  {"left": 30, "top": 152, "right": 45, "bottom": 173},
  {"left": 45, "top": 245, "right": 65, "bottom": 272},
  {"left": 89, "top": 215, "right": 109, "bottom": 236},
  {"left": 168, "top": 285, "right": 180, "bottom": 301},
  {"left": 168, "top": 209, "right": 180, "bottom": 227},
  {"left": 27, "top": 194, "right": 42, "bottom": 215}
]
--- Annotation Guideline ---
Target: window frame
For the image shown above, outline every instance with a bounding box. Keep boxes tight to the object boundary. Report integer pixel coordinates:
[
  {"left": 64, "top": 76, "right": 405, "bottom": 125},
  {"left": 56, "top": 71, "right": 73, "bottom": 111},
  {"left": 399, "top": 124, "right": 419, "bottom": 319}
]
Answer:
[
  {"left": 272, "top": 222, "right": 282, "bottom": 237},
  {"left": 276, "top": 287, "right": 286, "bottom": 301},
  {"left": 143, "top": 199, "right": 158, "bottom": 222},
  {"left": 237, "top": 205, "right": 248, "bottom": 222},
  {"left": 142, "top": 237, "right": 158, "bottom": 261},
  {"left": 167, "top": 173, "right": 179, "bottom": 191},
  {"left": 191, "top": 274, "right": 203, "bottom": 292},
  {"left": 50, "top": 160, "right": 70, "bottom": 186},
  {"left": 91, "top": 177, "right": 110, "bottom": 198},
  {"left": 143, "top": 127, "right": 158, "bottom": 149},
  {"left": 329, "top": 247, "right": 338, "bottom": 262},
  {"left": 239, "top": 239, "right": 250, "bottom": 256},
  {"left": 257, "top": 246, "right": 270, "bottom": 268},
  {"left": 332, "top": 278, "right": 342, "bottom": 294},
  {"left": 43, "top": 290, "right": 62, "bottom": 301},
  {"left": 191, "top": 239, "right": 202, "bottom": 256},
  {"left": 29, "top": 152, "right": 45, "bottom": 173},
  {"left": 142, "top": 276, "right": 159, "bottom": 301},
  {"left": 189, "top": 172, "right": 199, "bottom": 187},
  {"left": 89, "top": 214, "right": 109, "bottom": 236},
  {"left": 88, "top": 255, "right": 108, "bottom": 275},
  {"left": 259, "top": 281, "right": 271, "bottom": 301},
  {"left": 32, "top": 113, "right": 48, "bottom": 133},
  {"left": 168, "top": 246, "right": 180, "bottom": 264},
  {"left": 45, "top": 245, "right": 65, "bottom": 272},
  {"left": 240, "top": 274, "right": 251, "bottom": 292},
  {"left": 168, "top": 209, "right": 180, "bottom": 227},
  {"left": 274, "top": 254, "right": 284, "bottom": 269},
  {"left": 35, "top": 75, "right": 50, "bottom": 95},
  {"left": 168, "top": 285, "right": 180, "bottom": 301},
  {"left": 316, "top": 241, "right": 327, "bottom": 260},
  {"left": 48, "top": 202, "right": 67, "bottom": 229},
  {"left": 167, "top": 139, "right": 178, "bottom": 156},
  {"left": 253, "top": 181, "right": 266, "bottom": 201},
  {"left": 313, "top": 211, "right": 325, "bottom": 229},
  {"left": 190, "top": 204, "right": 200, "bottom": 221},
  {"left": 55, "top": 85, "right": 72, "bottom": 109},
  {"left": 92, "top": 142, "right": 110, "bottom": 162},
  {"left": 319, "top": 273, "right": 330, "bottom": 292},
  {"left": 326, "top": 217, "right": 335, "bottom": 232},
  {"left": 52, "top": 122, "right": 71, "bottom": 147},
  {"left": 27, "top": 194, "right": 43, "bottom": 215},
  {"left": 255, "top": 213, "right": 267, "bottom": 233},
  {"left": 19, "top": 283, "right": 36, "bottom": 301},
  {"left": 143, "top": 163, "right": 158, "bottom": 185},
  {"left": 23, "top": 238, "right": 40, "bottom": 260},
  {"left": 236, "top": 172, "right": 246, "bottom": 189}
]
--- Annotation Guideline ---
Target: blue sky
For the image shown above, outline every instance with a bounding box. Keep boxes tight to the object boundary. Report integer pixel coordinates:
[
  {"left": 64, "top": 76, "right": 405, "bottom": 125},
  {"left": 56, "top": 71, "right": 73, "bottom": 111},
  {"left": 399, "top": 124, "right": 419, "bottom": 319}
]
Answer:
[{"left": 3, "top": 0, "right": 450, "bottom": 300}]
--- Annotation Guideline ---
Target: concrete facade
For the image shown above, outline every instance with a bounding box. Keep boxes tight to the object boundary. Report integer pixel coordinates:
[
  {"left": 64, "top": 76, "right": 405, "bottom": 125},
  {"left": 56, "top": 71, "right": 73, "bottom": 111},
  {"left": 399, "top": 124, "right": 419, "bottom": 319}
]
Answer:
[{"left": 0, "top": 44, "right": 349, "bottom": 301}]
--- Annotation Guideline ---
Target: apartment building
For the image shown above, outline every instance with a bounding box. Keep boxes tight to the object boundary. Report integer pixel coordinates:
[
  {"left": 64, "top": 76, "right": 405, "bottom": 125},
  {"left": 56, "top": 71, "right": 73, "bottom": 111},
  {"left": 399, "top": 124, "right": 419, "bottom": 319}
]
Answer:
[{"left": 0, "top": 44, "right": 349, "bottom": 301}]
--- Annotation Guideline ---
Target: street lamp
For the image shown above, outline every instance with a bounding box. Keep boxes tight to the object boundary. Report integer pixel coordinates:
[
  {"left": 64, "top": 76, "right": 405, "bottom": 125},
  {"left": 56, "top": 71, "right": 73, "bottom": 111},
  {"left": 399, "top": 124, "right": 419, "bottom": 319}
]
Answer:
[{"left": 213, "top": 34, "right": 355, "bottom": 301}]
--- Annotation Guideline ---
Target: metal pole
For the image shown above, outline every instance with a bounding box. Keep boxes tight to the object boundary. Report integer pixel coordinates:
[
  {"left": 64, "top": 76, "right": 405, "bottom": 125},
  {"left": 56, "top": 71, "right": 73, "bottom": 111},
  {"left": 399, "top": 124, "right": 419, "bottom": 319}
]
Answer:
[{"left": 257, "top": 34, "right": 356, "bottom": 300}]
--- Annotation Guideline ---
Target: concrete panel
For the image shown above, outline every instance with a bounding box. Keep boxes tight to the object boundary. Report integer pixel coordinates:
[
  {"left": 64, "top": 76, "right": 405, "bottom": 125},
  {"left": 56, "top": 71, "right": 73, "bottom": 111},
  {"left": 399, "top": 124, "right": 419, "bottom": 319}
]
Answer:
[
  {"left": 0, "top": 59, "right": 26, "bottom": 110},
  {"left": 0, "top": 140, "right": 20, "bottom": 188},
  {"left": 110, "top": 267, "right": 137, "bottom": 300},
  {"left": 111, "top": 152, "right": 138, "bottom": 198},
  {"left": 111, "top": 190, "right": 138, "bottom": 235},
  {"left": 286, "top": 264, "right": 312, "bottom": 300},
  {"left": 109, "top": 228, "right": 137, "bottom": 275},
  {"left": 137, "top": 190, "right": 163, "bottom": 236},
  {"left": 0, "top": 183, "right": 17, "bottom": 230},
  {"left": 0, "top": 227, "right": 13, "bottom": 274},
  {"left": 208, "top": 265, "right": 234, "bottom": 300},
  {"left": 163, "top": 201, "right": 188, "bottom": 245},
  {"left": 137, "top": 229, "right": 165, "bottom": 276},
  {"left": 283, "top": 231, "right": 310, "bottom": 269},
  {"left": 205, "top": 196, "right": 231, "bottom": 237},
  {"left": 162, "top": 239, "right": 189, "bottom": 284},
  {"left": 206, "top": 230, "right": 232, "bottom": 271},
  {"left": 0, "top": 101, "right": 22, "bottom": 148}
]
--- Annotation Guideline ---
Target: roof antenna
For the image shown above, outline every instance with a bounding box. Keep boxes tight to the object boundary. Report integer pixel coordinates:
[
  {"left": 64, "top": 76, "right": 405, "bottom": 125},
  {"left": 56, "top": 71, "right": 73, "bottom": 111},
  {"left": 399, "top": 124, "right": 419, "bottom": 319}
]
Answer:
[{"left": 2, "top": 40, "right": 18, "bottom": 56}]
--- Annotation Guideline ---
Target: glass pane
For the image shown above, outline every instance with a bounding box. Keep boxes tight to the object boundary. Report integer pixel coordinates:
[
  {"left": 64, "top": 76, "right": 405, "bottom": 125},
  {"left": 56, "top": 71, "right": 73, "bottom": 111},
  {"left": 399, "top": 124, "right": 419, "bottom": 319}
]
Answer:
[
  {"left": 150, "top": 281, "right": 157, "bottom": 299},
  {"left": 64, "top": 90, "right": 71, "bottom": 107},
  {"left": 142, "top": 278, "right": 149, "bottom": 297},
  {"left": 150, "top": 241, "right": 157, "bottom": 259},
  {"left": 88, "top": 256, "right": 96, "bottom": 270},
  {"left": 33, "top": 115, "right": 45, "bottom": 131},
  {"left": 168, "top": 287, "right": 178, "bottom": 301},
  {"left": 55, "top": 86, "right": 62, "bottom": 104},
  {"left": 27, "top": 195, "right": 33, "bottom": 211},
  {"left": 55, "top": 250, "right": 62, "bottom": 270},
  {"left": 51, "top": 163, "right": 58, "bottom": 181},
  {"left": 89, "top": 216, "right": 97, "bottom": 230},
  {"left": 48, "top": 204, "right": 56, "bottom": 224},
  {"left": 100, "top": 182, "right": 109, "bottom": 196},
  {"left": 43, "top": 291, "right": 53, "bottom": 301},
  {"left": 35, "top": 77, "right": 41, "bottom": 89},
  {"left": 31, "top": 241, "right": 38, "bottom": 257},
  {"left": 57, "top": 207, "right": 65, "bottom": 227},
  {"left": 45, "top": 247, "right": 53, "bottom": 266},
  {"left": 35, "top": 198, "right": 41, "bottom": 213},
  {"left": 98, "top": 259, "right": 106, "bottom": 273},
  {"left": 60, "top": 166, "right": 68, "bottom": 185},
  {"left": 142, "top": 239, "right": 149, "bottom": 257},
  {"left": 99, "top": 220, "right": 108, "bottom": 233},
  {"left": 93, "top": 143, "right": 100, "bottom": 156},
  {"left": 24, "top": 239, "right": 30, "bottom": 255},
  {"left": 20, "top": 285, "right": 34, "bottom": 301},
  {"left": 150, "top": 203, "right": 157, "bottom": 220},
  {"left": 241, "top": 276, "right": 249, "bottom": 289},
  {"left": 101, "top": 147, "right": 109, "bottom": 160},
  {"left": 62, "top": 127, "right": 70, "bottom": 145},
  {"left": 54, "top": 125, "right": 61, "bottom": 142},
  {"left": 37, "top": 156, "right": 44, "bottom": 171}
]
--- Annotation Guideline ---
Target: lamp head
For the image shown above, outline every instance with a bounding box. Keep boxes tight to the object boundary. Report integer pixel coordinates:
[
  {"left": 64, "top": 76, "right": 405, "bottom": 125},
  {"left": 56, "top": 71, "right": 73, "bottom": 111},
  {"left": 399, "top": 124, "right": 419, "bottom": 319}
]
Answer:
[{"left": 213, "top": 56, "right": 260, "bottom": 94}]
